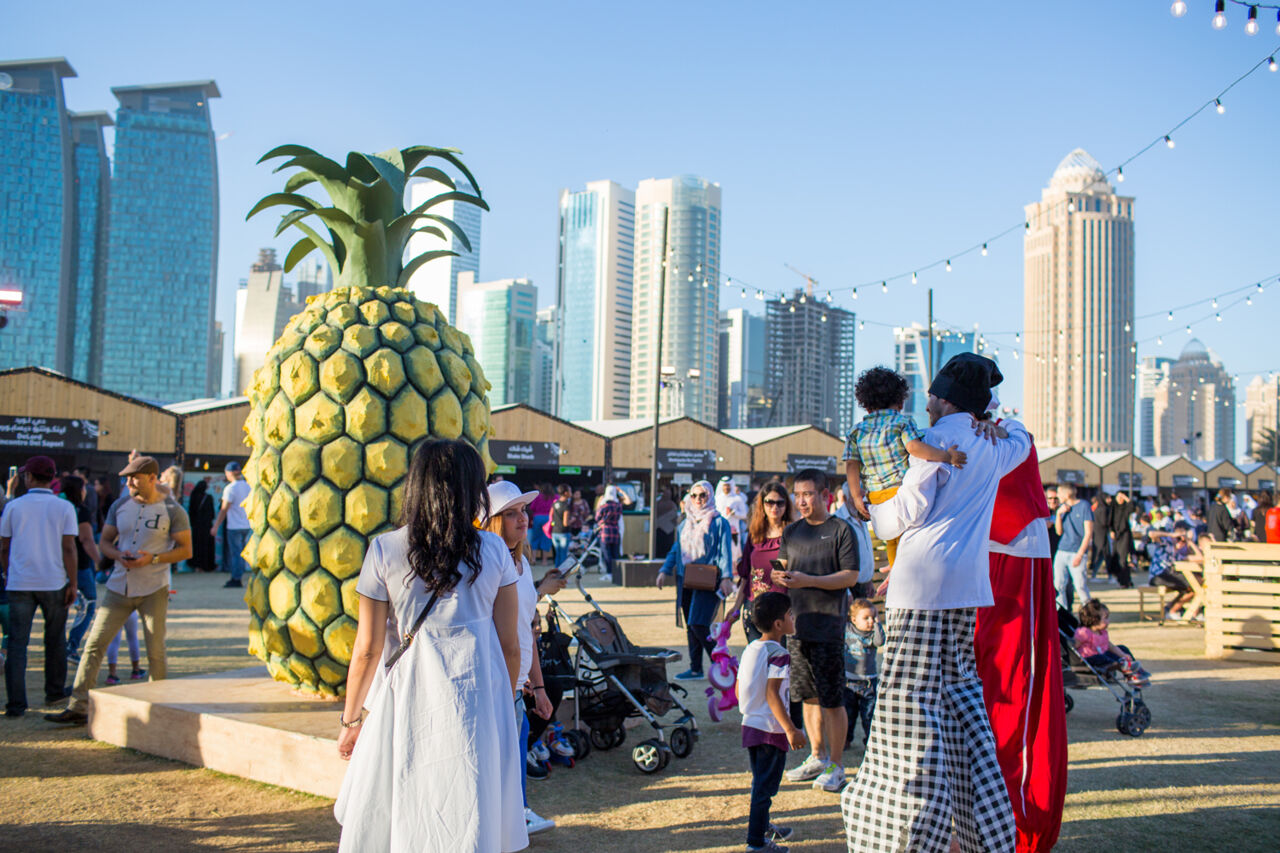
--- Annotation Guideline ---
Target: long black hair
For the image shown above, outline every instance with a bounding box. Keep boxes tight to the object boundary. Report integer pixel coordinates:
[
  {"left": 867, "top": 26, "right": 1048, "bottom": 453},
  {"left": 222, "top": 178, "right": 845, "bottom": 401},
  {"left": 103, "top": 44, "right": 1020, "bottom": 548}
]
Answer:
[
  {"left": 400, "top": 439, "right": 490, "bottom": 595},
  {"left": 61, "top": 475, "right": 85, "bottom": 508}
]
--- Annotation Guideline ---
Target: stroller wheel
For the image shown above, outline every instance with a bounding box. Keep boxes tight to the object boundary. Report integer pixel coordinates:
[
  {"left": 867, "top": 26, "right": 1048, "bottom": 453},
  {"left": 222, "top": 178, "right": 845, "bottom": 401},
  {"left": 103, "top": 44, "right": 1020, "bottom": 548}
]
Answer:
[
  {"left": 565, "top": 729, "right": 590, "bottom": 760},
  {"left": 707, "top": 662, "right": 736, "bottom": 691},
  {"left": 668, "top": 725, "right": 694, "bottom": 758},
  {"left": 590, "top": 728, "right": 617, "bottom": 751},
  {"left": 1119, "top": 698, "right": 1151, "bottom": 737},
  {"left": 658, "top": 745, "right": 672, "bottom": 769},
  {"left": 610, "top": 726, "right": 627, "bottom": 749},
  {"left": 632, "top": 739, "right": 665, "bottom": 774},
  {"left": 1064, "top": 693, "right": 1074, "bottom": 714}
]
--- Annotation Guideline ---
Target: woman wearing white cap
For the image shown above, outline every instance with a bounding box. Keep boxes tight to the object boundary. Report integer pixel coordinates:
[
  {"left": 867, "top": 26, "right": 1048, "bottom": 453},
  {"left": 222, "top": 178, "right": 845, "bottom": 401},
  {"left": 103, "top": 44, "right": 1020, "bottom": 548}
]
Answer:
[
  {"left": 334, "top": 439, "right": 527, "bottom": 853},
  {"left": 481, "top": 480, "right": 558, "bottom": 836}
]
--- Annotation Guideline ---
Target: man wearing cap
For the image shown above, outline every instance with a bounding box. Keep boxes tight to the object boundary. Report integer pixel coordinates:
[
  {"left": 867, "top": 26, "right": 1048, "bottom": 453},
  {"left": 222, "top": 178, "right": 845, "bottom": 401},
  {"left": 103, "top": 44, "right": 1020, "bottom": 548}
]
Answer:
[
  {"left": 0, "top": 456, "right": 78, "bottom": 717},
  {"left": 842, "top": 354, "right": 1030, "bottom": 853},
  {"left": 46, "top": 456, "right": 191, "bottom": 725},
  {"left": 211, "top": 461, "right": 251, "bottom": 589}
]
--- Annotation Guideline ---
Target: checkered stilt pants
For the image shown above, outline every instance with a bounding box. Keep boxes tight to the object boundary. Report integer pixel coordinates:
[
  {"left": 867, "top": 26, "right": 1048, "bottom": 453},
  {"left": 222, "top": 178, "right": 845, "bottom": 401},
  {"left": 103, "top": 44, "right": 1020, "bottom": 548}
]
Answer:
[{"left": 841, "top": 608, "right": 1016, "bottom": 853}]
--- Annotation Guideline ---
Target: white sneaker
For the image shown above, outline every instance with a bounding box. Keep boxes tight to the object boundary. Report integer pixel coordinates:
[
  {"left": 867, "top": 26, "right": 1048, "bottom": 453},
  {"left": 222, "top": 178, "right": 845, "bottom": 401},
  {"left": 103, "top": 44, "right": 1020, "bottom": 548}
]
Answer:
[
  {"left": 532, "top": 741, "right": 551, "bottom": 763},
  {"left": 525, "top": 808, "right": 555, "bottom": 834},
  {"left": 784, "top": 753, "right": 827, "bottom": 782},
  {"left": 813, "top": 762, "right": 846, "bottom": 792}
]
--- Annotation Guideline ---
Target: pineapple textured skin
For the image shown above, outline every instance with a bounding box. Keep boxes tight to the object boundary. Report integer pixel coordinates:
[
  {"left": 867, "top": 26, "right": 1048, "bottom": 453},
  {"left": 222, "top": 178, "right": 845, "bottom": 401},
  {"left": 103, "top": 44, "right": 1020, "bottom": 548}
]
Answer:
[{"left": 242, "top": 285, "right": 494, "bottom": 697}]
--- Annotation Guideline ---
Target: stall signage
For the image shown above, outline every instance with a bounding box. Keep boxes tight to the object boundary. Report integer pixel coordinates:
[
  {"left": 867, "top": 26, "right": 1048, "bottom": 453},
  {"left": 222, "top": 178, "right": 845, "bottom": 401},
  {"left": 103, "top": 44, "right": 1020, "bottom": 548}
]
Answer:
[
  {"left": 1217, "top": 477, "right": 1242, "bottom": 488},
  {"left": 558, "top": 465, "right": 582, "bottom": 475},
  {"left": 488, "top": 440, "right": 560, "bottom": 468},
  {"left": 656, "top": 448, "right": 716, "bottom": 471},
  {"left": 1171, "top": 474, "right": 1198, "bottom": 487},
  {"left": 1056, "top": 469, "right": 1085, "bottom": 485},
  {"left": 786, "top": 454, "right": 838, "bottom": 474},
  {"left": 1117, "top": 472, "right": 1143, "bottom": 488},
  {"left": 1258, "top": 479, "right": 1276, "bottom": 490},
  {"left": 0, "top": 416, "right": 98, "bottom": 450},
  {"left": 672, "top": 473, "right": 694, "bottom": 485},
  {"left": 493, "top": 464, "right": 517, "bottom": 475}
]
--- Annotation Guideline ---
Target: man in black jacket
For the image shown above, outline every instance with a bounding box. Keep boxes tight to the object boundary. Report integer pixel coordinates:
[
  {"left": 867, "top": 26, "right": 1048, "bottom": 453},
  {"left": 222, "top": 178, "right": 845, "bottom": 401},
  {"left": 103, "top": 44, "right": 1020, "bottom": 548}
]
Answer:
[
  {"left": 1108, "top": 490, "right": 1135, "bottom": 588},
  {"left": 1206, "top": 489, "right": 1234, "bottom": 542},
  {"left": 1088, "top": 493, "right": 1111, "bottom": 580}
]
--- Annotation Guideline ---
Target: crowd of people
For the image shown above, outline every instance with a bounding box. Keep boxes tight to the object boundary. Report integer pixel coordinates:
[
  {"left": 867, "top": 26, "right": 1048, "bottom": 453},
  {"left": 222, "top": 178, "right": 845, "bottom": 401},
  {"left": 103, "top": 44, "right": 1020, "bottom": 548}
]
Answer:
[{"left": 0, "top": 453, "right": 270, "bottom": 722}]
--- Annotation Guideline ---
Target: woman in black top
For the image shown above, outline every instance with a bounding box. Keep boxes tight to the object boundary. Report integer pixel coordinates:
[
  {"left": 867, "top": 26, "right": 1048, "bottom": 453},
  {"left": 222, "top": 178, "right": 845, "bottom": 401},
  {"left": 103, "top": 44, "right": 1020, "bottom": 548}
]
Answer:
[{"left": 187, "top": 479, "right": 217, "bottom": 571}]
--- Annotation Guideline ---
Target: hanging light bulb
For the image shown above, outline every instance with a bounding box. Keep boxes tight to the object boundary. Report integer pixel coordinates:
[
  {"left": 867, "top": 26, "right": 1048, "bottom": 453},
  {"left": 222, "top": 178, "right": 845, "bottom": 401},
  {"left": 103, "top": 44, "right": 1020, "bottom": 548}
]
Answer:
[
  {"left": 1171, "top": 0, "right": 1187, "bottom": 15},
  {"left": 851, "top": 288, "right": 858, "bottom": 300},
  {"left": 741, "top": 287, "right": 747, "bottom": 298},
  {"left": 1130, "top": 344, "right": 1137, "bottom": 353},
  {"left": 1186, "top": 324, "right": 1193, "bottom": 334},
  {"left": 1157, "top": 336, "right": 1163, "bottom": 345},
  {"left": 826, "top": 291, "right": 833, "bottom": 304},
  {"left": 1215, "top": 98, "right": 1225, "bottom": 114},
  {"left": 1015, "top": 332, "right": 1021, "bottom": 342},
  {"left": 1269, "top": 56, "right": 1278, "bottom": 72},
  {"left": 1247, "top": 295, "right": 1253, "bottom": 305},
  {"left": 881, "top": 281, "right": 888, "bottom": 293},
  {"left": 1212, "top": 0, "right": 1227, "bottom": 29},
  {"left": 945, "top": 260, "right": 952, "bottom": 272},
  {"left": 1165, "top": 135, "right": 1175, "bottom": 149},
  {"left": 1168, "top": 310, "right": 1174, "bottom": 321},
  {"left": 1024, "top": 221, "right": 1031, "bottom": 232},
  {"left": 1117, "top": 166, "right": 1125, "bottom": 182},
  {"left": 702, "top": 279, "right": 709, "bottom": 289},
  {"left": 1245, "top": 4, "right": 1259, "bottom": 34},
  {"left": 1216, "top": 313, "right": 1223, "bottom": 322},
  {"left": 788, "top": 304, "right": 795, "bottom": 313},
  {"left": 756, "top": 289, "right": 764, "bottom": 300},
  {"left": 1124, "top": 321, "right": 1131, "bottom": 332},
  {"left": 981, "top": 243, "right": 988, "bottom": 256},
  {"left": 858, "top": 321, "right": 865, "bottom": 331},
  {"left": 1067, "top": 200, "right": 1075, "bottom": 213},
  {"left": 911, "top": 272, "right": 918, "bottom": 284},
  {"left": 821, "top": 314, "right": 828, "bottom": 323},
  {"left": 1258, "top": 280, "right": 1266, "bottom": 292},
  {"left": 799, "top": 294, "right": 806, "bottom": 303}
]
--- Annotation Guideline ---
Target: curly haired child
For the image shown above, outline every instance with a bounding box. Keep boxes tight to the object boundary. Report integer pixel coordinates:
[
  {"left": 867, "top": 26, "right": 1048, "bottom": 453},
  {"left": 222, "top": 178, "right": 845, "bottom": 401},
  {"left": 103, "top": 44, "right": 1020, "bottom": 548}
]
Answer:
[{"left": 1074, "top": 600, "right": 1150, "bottom": 686}]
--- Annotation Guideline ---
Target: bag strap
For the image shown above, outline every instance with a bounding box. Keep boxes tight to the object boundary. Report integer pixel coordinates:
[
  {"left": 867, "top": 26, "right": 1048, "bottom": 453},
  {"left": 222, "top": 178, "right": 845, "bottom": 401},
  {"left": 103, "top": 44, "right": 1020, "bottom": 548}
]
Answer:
[{"left": 384, "top": 589, "right": 440, "bottom": 673}]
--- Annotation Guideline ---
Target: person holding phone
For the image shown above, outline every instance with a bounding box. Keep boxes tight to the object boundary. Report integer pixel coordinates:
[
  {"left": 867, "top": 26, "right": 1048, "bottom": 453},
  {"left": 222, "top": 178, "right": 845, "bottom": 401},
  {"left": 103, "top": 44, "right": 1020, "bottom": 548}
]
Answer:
[{"left": 726, "top": 483, "right": 794, "bottom": 643}]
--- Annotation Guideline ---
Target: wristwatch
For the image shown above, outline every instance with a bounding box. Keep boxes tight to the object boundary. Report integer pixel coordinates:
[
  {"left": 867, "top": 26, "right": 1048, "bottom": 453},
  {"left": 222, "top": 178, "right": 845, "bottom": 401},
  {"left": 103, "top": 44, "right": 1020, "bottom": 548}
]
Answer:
[{"left": 150, "top": 554, "right": 160, "bottom": 565}]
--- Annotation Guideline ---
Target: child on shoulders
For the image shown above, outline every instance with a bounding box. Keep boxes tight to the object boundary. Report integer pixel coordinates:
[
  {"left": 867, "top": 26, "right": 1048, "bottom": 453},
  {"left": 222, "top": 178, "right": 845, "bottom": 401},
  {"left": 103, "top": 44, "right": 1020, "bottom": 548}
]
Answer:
[
  {"left": 737, "top": 591, "right": 807, "bottom": 853},
  {"left": 843, "top": 366, "right": 967, "bottom": 565},
  {"left": 843, "top": 598, "right": 884, "bottom": 751},
  {"left": 1074, "top": 600, "right": 1150, "bottom": 686}
]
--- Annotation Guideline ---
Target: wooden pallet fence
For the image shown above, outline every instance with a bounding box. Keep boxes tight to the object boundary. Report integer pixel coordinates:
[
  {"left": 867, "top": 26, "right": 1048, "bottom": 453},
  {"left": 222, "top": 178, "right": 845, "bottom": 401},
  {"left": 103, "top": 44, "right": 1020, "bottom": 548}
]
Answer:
[{"left": 1204, "top": 542, "right": 1280, "bottom": 661}]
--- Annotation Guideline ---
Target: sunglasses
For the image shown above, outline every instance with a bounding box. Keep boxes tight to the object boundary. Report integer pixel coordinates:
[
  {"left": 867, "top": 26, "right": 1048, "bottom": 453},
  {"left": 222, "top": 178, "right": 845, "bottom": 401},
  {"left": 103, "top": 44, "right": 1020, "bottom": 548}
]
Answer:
[
  {"left": 763, "top": 499, "right": 787, "bottom": 507},
  {"left": 689, "top": 492, "right": 709, "bottom": 500}
]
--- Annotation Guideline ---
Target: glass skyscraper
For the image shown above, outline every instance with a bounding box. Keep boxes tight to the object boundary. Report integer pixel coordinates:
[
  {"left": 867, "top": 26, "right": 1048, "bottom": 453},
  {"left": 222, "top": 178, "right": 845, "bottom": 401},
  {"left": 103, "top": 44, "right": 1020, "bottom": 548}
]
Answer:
[
  {"left": 68, "top": 111, "right": 112, "bottom": 382},
  {"left": 454, "top": 273, "right": 536, "bottom": 407},
  {"left": 0, "top": 58, "right": 77, "bottom": 374},
  {"left": 894, "top": 324, "right": 984, "bottom": 430},
  {"left": 556, "top": 180, "right": 635, "bottom": 421},
  {"left": 404, "top": 178, "right": 481, "bottom": 324},
  {"left": 101, "top": 80, "right": 220, "bottom": 402}
]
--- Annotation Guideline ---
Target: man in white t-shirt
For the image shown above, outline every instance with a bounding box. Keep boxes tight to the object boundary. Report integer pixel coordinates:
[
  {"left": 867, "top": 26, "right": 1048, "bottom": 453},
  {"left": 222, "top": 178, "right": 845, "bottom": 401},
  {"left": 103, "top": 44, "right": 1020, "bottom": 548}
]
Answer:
[
  {"left": 211, "top": 461, "right": 251, "bottom": 589},
  {"left": 0, "top": 456, "right": 78, "bottom": 717}
]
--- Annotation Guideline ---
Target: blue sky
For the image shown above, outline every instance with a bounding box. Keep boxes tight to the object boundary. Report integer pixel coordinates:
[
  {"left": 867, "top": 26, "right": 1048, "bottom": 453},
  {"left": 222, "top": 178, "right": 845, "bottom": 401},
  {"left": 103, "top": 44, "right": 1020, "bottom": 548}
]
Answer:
[{"left": 10, "top": 1, "right": 1279, "bottom": 450}]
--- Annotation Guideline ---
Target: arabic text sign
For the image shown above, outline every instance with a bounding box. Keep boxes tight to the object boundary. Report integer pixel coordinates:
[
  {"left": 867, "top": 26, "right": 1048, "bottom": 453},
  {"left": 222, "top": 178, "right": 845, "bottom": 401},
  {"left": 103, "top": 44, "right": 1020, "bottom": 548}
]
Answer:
[
  {"left": 489, "top": 440, "right": 560, "bottom": 468},
  {"left": 0, "top": 416, "right": 99, "bottom": 451}
]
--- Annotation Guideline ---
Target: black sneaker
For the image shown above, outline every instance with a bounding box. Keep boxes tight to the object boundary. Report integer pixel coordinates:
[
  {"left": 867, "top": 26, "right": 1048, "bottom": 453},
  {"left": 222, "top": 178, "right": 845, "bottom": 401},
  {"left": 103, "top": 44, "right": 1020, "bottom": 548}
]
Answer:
[
  {"left": 526, "top": 756, "right": 549, "bottom": 781},
  {"left": 44, "top": 709, "right": 87, "bottom": 725},
  {"left": 223, "top": 579, "right": 243, "bottom": 588},
  {"left": 768, "top": 823, "right": 793, "bottom": 841},
  {"left": 5, "top": 709, "right": 25, "bottom": 719}
]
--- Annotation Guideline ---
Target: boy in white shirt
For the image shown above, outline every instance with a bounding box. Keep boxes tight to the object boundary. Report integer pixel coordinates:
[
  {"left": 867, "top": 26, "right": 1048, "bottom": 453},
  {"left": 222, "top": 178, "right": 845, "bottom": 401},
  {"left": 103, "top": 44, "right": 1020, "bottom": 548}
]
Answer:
[{"left": 737, "top": 591, "right": 807, "bottom": 853}]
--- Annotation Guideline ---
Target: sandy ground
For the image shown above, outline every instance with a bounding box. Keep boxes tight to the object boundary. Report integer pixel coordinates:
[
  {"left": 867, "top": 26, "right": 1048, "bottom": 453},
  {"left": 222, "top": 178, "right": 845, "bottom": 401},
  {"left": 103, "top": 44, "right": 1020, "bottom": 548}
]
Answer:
[{"left": 1, "top": 569, "right": 1277, "bottom": 852}]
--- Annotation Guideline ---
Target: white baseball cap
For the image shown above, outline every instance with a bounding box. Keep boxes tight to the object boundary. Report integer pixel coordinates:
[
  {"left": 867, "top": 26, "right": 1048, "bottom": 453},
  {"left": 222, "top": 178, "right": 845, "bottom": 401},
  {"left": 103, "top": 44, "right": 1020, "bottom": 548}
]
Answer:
[{"left": 484, "top": 480, "right": 539, "bottom": 522}]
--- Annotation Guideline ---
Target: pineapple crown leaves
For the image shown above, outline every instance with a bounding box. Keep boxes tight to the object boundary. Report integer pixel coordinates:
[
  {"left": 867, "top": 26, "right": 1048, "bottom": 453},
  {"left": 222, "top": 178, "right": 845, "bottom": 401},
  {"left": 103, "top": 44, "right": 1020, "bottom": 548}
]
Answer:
[{"left": 246, "top": 144, "right": 489, "bottom": 288}]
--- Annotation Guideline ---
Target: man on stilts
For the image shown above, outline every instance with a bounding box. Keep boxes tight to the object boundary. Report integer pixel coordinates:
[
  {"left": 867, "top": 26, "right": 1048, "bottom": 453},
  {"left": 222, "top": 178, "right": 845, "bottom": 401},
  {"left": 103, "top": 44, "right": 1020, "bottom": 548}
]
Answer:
[
  {"left": 976, "top": 395, "right": 1068, "bottom": 853},
  {"left": 842, "top": 354, "right": 1029, "bottom": 853}
]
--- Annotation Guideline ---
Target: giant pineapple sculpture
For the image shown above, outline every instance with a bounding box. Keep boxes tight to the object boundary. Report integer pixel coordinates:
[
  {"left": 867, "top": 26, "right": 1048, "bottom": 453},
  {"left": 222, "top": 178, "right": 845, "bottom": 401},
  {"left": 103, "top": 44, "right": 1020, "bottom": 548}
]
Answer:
[{"left": 241, "top": 145, "right": 493, "bottom": 696}]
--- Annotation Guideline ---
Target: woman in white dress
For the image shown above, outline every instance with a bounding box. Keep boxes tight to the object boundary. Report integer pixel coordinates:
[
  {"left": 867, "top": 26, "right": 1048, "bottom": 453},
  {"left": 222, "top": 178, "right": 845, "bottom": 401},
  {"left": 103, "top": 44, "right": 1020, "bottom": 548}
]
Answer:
[
  {"left": 482, "top": 481, "right": 556, "bottom": 837},
  {"left": 334, "top": 439, "right": 527, "bottom": 853}
]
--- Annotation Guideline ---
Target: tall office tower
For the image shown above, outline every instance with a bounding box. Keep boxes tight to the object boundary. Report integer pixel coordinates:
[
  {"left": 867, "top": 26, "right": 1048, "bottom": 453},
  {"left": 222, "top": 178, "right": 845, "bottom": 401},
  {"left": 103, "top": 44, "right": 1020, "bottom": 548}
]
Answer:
[
  {"left": 630, "top": 176, "right": 722, "bottom": 424},
  {"left": 404, "top": 178, "right": 481, "bottom": 323},
  {"left": 531, "top": 306, "right": 557, "bottom": 414},
  {"left": 454, "top": 273, "right": 536, "bottom": 407},
  {"left": 1137, "top": 355, "right": 1174, "bottom": 456},
  {"left": 555, "top": 180, "right": 635, "bottom": 421},
  {"left": 1244, "top": 374, "right": 1279, "bottom": 462},
  {"left": 718, "top": 308, "right": 767, "bottom": 428},
  {"left": 893, "top": 324, "right": 983, "bottom": 429},
  {"left": 1151, "top": 338, "right": 1235, "bottom": 460},
  {"left": 67, "top": 110, "right": 112, "bottom": 383},
  {"left": 234, "top": 249, "right": 304, "bottom": 394},
  {"left": 293, "top": 257, "right": 333, "bottom": 304},
  {"left": 765, "top": 290, "right": 857, "bottom": 435},
  {"left": 101, "top": 80, "right": 220, "bottom": 402},
  {"left": 208, "top": 321, "right": 224, "bottom": 398},
  {"left": 0, "top": 58, "right": 77, "bottom": 374},
  {"left": 1023, "top": 149, "right": 1135, "bottom": 452}
]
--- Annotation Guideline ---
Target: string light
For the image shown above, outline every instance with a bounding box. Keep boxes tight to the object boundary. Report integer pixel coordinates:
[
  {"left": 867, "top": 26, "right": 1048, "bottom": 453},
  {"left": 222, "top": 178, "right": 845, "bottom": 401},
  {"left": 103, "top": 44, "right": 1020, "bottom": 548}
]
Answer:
[
  {"left": 1168, "top": 310, "right": 1175, "bottom": 321},
  {"left": 1067, "top": 200, "right": 1075, "bottom": 213},
  {"left": 1271, "top": 56, "right": 1278, "bottom": 71},
  {"left": 1186, "top": 325, "right": 1193, "bottom": 334},
  {"left": 911, "top": 272, "right": 918, "bottom": 284},
  {"left": 945, "top": 260, "right": 952, "bottom": 272},
  {"left": 1165, "top": 135, "right": 1175, "bottom": 149},
  {"left": 1245, "top": 4, "right": 1259, "bottom": 33},
  {"left": 1215, "top": 98, "right": 1225, "bottom": 114},
  {"left": 851, "top": 288, "right": 858, "bottom": 300},
  {"left": 881, "top": 281, "right": 888, "bottom": 293},
  {"left": 1124, "top": 321, "right": 1132, "bottom": 332},
  {"left": 1213, "top": 0, "right": 1228, "bottom": 28},
  {"left": 1171, "top": 0, "right": 1187, "bottom": 15},
  {"left": 1116, "top": 166, "right": 1124, "bottom": 182},
  {"left": 1276, "top": 8, "right": 1280, "bottom": 34},
  {"left": 1157, "top": 336, "right": 1164, "bottom": 345},
  {"left": 981, "top": 243, "right": 988, "bottom": 256},
  {"left": 1217, "top": 312, "right": 1223, "bottom": 321}
]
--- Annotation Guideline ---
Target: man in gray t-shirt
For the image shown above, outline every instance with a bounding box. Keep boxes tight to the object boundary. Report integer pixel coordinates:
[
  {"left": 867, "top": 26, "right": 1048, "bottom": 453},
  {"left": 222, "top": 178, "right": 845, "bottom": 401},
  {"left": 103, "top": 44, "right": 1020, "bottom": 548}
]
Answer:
[{"left": 46, "top": 456, "right": 192, "bottom": 725}]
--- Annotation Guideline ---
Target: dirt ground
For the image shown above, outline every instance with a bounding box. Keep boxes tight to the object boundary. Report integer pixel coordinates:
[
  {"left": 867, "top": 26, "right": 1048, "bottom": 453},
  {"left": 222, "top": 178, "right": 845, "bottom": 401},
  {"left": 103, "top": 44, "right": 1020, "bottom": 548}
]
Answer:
[{"left": 1, "top": 570, "right": 1277, "bottom": 852}]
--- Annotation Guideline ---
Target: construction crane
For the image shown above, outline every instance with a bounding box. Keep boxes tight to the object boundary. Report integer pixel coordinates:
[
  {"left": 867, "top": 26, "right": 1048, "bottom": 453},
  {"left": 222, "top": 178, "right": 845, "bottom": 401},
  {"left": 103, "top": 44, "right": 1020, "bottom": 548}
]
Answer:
[{"left": 784, "top": 263, "right": 817, "bottom": 297}]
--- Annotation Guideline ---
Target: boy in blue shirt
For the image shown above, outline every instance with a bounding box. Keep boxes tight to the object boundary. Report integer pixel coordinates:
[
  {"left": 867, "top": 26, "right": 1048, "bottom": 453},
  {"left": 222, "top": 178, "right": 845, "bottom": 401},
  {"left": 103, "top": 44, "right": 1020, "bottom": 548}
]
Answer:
[{"left": 737, "top": 592, "right": 807, "bottom": 853}]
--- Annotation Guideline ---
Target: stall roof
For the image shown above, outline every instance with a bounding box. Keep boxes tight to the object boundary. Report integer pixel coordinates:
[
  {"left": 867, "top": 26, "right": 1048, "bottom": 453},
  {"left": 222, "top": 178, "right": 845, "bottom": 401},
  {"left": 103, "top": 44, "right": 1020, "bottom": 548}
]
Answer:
[
  {"left": 723, "top": 425, "right": 817, "bottom": 445},
  {"left": 1083, "top": 450, "right": 1130, "bottom": 468},
  {"left": 572, "top": 416, "right": 683, "bottom": 438},
  {"left": 1141, "top": 455, "right": 1184, "bottom": 470},
  {"left": 166, "top": 397, "right": 249, "bottom": 414}
]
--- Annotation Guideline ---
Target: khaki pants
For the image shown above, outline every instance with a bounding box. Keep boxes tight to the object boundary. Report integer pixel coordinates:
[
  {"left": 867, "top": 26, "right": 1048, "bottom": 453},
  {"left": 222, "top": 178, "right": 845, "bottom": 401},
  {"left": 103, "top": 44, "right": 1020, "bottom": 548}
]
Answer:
[{"left": 68, "top": 587, "right": 168, "bottom": 713}]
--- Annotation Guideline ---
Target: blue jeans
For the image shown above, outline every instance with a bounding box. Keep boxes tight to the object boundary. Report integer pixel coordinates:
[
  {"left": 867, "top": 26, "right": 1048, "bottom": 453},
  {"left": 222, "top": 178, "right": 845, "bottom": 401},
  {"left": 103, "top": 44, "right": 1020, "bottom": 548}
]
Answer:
[
  {"left": 1053, "top": 549, "right": 1091, "bottom": 611},
  {"left": 67, "top": 568, "right": 98, "bottom": 656},
  {"left": 600, "top": 541, "right": 619, "bottom": 578},
  {"left": 5, "top": 587, "right": 69, "bottom": 713},
  {"left": 551, "top": 533, "right": 571, "bottom": 569},
  {"left": 517, "top": 697, "right": 530, "bottom": 807},
  {"left": 747, "top": 743, "right": 786, "bottom": 847},
  {"left": 225, "top": 528, "right": 250, "bottom": 581}
]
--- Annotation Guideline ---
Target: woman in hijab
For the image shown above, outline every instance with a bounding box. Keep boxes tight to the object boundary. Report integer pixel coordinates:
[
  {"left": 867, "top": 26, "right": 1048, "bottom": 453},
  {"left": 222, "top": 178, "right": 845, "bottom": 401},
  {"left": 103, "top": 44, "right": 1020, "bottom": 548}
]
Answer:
[
  {"left": 186, "top": 479, "right": 217, "bottom": 572},
  {"left": 655, "top": 480, "right": 734, "bottom": 680}
]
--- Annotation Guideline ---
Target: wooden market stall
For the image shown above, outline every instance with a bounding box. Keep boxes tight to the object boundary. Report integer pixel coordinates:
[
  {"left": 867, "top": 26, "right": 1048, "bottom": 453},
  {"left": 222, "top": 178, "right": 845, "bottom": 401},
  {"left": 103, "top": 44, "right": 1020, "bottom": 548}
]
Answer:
[
  {"left": 1203, "top": 541, "right": 1280, "bottom": 661},
  {"left": 1086, "top": 451, "right": 1159, "bottom": 495},
  {"left": 1195, "top": 459, "right": 1249, "bottom": 492},
  {"left": 1243, "top": 462, "right": 1278, "bottom": 492},
  {"left": 1037, "top": 446, "right": 1101, "bottom": 490},
  {"left": 167, "top": 397, "right": 250, "bottom": 471},
  {"left": 723, "top": 425, "right": 845, "bottom": 480},
  {"left": 1147, "top": 455, "right": 1205, "bottom": 490}
]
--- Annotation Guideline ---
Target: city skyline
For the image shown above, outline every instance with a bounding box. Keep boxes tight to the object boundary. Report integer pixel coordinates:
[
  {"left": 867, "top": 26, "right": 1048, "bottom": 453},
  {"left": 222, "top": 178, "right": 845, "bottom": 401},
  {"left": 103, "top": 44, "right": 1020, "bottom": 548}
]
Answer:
[{"left": 5, "top": 4, "right": 1278, "bottom": 450}]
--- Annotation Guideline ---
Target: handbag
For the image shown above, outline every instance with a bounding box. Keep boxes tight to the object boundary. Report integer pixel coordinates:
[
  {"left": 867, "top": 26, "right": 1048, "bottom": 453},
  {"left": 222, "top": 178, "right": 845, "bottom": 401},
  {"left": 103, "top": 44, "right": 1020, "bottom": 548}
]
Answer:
[
  {"left": 384, "top": 589, "right": 440, "bottom": 673},
  {"left": 682, "top": 562, "right": 719, "bottom": 592}
]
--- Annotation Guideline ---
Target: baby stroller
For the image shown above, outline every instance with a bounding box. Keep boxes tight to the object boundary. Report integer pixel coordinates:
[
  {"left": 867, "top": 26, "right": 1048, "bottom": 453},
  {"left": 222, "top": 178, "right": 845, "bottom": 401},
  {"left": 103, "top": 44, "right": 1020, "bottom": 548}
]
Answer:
[
  {"left": 543, "top": 537, "right": 700, "bottom": 774},
  {"left": 1058, "top": 607, "right": 1152, "bottom": 737}
]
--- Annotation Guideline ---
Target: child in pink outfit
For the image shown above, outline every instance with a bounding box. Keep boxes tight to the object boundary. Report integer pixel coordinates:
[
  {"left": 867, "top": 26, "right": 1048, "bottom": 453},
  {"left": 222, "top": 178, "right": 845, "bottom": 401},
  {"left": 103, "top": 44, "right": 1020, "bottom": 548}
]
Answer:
[{"left": 1074, "top": 600, "right": 1150, "bottom": 686}]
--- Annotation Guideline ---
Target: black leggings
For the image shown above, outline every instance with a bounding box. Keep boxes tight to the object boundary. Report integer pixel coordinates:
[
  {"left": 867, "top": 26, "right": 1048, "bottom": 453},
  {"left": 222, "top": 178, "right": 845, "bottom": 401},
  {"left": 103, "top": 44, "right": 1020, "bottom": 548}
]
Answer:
[
  {"left": 680, "top": 587, "right": 716, "bottom": 674},
  {"left": 524, "top": 681, "right": 565, "bottom": 746}
]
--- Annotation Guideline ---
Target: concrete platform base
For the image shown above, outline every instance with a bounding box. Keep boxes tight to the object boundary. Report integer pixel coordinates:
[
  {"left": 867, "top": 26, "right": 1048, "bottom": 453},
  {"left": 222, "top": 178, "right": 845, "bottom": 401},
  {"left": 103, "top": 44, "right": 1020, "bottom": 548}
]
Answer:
[{"left": 87, "top": 666, "right": 348, "bottom": 798}]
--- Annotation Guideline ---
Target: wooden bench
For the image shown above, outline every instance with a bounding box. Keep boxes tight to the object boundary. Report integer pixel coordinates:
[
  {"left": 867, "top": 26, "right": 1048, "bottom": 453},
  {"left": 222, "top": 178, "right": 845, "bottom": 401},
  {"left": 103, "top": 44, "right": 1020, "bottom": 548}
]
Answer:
[
  {"left": 1204, "top": 542, "right": 1280, "bottom": 661},
  {"left": 1138, "top": 584, "right": 1170, "bottom": 624}
]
